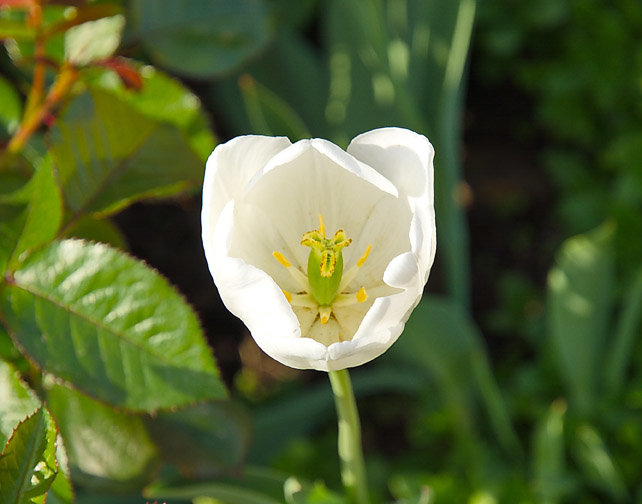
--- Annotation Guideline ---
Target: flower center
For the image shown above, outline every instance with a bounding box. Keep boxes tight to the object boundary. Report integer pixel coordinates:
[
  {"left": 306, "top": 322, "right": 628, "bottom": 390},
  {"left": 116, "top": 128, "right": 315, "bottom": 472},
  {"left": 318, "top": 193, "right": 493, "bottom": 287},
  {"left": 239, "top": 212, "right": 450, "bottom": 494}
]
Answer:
[
  {"left": 272, "top": 214, "right": 371, "bottom": 327},
  {"left": 301, "top": 214, "right": 351, "bottom": 305}
]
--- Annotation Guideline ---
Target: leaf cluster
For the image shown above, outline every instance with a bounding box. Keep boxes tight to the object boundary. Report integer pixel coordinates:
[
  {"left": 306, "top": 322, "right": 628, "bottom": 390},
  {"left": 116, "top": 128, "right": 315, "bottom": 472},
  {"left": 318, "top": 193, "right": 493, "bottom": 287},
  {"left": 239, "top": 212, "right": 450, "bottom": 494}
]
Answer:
[{"left": 0, "top": 1, "right": 246, "bottom": 502}]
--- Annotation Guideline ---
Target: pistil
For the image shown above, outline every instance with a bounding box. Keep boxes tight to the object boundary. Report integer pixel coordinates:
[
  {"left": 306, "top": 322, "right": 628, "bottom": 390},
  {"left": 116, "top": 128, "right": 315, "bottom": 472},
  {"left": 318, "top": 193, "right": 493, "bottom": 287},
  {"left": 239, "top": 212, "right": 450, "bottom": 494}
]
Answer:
[{"left": 273, "top": 214, "right": 371, "bottom": 331}]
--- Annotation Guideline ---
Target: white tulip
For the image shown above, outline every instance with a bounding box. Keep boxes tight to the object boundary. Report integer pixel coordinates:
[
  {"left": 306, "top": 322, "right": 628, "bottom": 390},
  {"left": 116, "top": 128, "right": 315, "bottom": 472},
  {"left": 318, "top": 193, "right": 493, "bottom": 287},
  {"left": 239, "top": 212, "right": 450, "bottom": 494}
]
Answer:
[{"left": 202, "top": 128, "right": 436, "bottom": 371}]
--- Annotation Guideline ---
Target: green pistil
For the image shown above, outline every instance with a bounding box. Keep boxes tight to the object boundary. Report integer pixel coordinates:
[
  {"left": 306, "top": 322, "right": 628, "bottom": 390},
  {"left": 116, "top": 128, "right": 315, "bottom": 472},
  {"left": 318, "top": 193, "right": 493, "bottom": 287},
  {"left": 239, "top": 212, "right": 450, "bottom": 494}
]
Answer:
[{"left": 301, "top": 215, "right": 351, "bottom": 307}]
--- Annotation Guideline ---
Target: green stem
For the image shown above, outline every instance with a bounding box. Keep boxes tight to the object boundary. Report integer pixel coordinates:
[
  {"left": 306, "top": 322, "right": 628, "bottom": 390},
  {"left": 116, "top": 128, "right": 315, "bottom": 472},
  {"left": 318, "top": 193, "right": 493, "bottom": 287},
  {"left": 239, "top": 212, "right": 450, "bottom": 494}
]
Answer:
[{"left": 328, "top": 369, "right": 369, "bottom": 504}]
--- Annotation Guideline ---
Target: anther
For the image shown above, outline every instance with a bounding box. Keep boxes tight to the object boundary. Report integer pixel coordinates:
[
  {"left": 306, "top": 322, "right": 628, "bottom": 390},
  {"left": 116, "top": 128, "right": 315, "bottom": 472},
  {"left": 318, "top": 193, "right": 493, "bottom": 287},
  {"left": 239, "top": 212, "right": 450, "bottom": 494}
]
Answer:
[
  {"left": 338, "top": 243, "right": 372, "bottom": 293},
  {"left": 273, "top": 250, "right": 309, "bottom": 291},
  {"left": 273, "top": 251, "right": 291, "bottom": 268},
  {"left": 318, "top": 214, "right": 326, "bottom": 238},
  {"left": 319, "top": 306, "right": 332, "bottom": 324},
  {"left": 356, "top": 244, "right": 372, "bottom": 267}
]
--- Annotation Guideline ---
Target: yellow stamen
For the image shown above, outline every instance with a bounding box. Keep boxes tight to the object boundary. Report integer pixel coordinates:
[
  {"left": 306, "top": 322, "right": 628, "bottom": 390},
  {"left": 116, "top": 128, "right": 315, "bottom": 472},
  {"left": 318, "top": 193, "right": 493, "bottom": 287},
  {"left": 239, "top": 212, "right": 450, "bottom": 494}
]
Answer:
[
  {"left": 356, "top": 244, "right": 372, "bottom": 267},
  {"left": 356, "top": 287, "right": 368, "bottom": 303},
  {"left": 319, "top": 306, "right": 332, "bottom": 324},
  {"left": 338, "top": 243, "right": 372, "bottom": 293},
  {"left": 272, "top": 251, "right": 291, "bottom": 268},
  {"left": 273, "top": 251, "right": 310, "bottom": 291},
  {"left": 318, "top": 213, "right": 326, "bottom": 238},
  {"left": 282, "top": 289, "right": 293, "bottom": 302}
]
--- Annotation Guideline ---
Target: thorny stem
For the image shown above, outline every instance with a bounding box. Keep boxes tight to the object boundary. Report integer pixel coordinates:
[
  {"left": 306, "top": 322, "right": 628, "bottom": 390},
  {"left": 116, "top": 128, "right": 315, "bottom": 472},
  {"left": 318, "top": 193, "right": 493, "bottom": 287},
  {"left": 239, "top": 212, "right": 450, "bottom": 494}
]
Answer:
[
  {"left": 23, "top": 1, "right": 45, "bottom": 121},
  {"left": 6, "top": 65, "right": 78, "bottom": 156}
]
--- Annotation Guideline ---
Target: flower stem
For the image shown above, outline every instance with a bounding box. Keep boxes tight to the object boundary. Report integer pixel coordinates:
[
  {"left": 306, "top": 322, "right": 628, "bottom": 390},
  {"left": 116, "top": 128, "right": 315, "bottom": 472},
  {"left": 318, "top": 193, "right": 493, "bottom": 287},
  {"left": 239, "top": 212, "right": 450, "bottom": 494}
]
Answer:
[{"left": 328, "top": 368, "right": 369, "bottom": 504}]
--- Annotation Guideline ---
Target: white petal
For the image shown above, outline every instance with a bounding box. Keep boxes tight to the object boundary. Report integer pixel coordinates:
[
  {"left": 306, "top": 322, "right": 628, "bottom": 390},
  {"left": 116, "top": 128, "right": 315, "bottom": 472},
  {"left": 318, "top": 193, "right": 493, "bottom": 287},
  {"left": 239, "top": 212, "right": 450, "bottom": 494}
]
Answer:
[
  {"left": 202, "top": 135, "right": 292, "bottom": 252},
  {"left": 347, "top": 127, "right": 434, "bottom": 201},
  {"left": 208, "top": 201, "right": 332, "bottom": 370},
  {"left": 348, "top": 127, "right": 436, "bottom": 280},
  {"left": 323, "top": 252, "right": 424, "bottom": 370},
  {"left": 232, "top": 139, "right": 410, "bottom": 279}
]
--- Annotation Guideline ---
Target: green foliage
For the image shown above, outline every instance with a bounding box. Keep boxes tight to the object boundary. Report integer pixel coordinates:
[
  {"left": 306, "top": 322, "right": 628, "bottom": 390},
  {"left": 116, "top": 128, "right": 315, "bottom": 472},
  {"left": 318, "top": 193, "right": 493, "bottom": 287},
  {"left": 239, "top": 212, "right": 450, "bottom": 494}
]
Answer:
[
  {"left": 64, "top": 14, "right": 125, "bottom": 66},
  {"left": 572, "top": 423, "right": 628, "bottom": 501},
  {"left": 0, "top": 407, "right": 58, "bottom": 504},
  {"left": 284, "top": 477, "right": 345, "bottom": 504},
  {"left": 46, "top": 383, "right": 159, "bottom": 492},
  {"left": 0, "top": 2, "right": 242, "bottom": 501},
  {"left": 547, "top": 222, "right": 615, "bottom": 415},
  {"left": 605, "top": 269, "right": 642, "bottom": 396},
  {"left": 49, "top": 88, "right": 204, "bottom": 217},
  {"left": 87, "top": 63, "right": 216, "bottom": 161},
  {"left": 3, "top": 239, "right": 226, "bottom": 411},
  {"left": 531, "top": 400, "right": 572, "bottom": 504},
  {"left": 145, "top": 467, "right": 289, "bottom": 504},
  {"left": 128, "top": 0, "right": 273, "bottom": 78},
  {"left": 0, "top": 158, "right": 62, "bottom": 274},
  {"left": 0, "top": 360, "right": 40, "bottom": 447},
  {"left": 389, "top": 296, "right": 521, "bottom": 458},
  {"left": 146, "top": 401, "right": 251, "bottom": 479},
  {"left": 478, "top": 0, "right": 642, "bottom": 276},
  {"left": 0, "top": 75, "right": 21, "bottom": 139}
]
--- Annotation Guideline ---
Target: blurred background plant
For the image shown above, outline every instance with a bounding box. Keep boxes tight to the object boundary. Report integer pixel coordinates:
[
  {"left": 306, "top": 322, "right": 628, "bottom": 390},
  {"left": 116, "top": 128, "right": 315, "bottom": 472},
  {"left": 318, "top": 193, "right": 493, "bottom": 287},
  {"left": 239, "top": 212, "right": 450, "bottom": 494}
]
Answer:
[{"left": 1, "top": 0, "right": 641, "bottom": 503}]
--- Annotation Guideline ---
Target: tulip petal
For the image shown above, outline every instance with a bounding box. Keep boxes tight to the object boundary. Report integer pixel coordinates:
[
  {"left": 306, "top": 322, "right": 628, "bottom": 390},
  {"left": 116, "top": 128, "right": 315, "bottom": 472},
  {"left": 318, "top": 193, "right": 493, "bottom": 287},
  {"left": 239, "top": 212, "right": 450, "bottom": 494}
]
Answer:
[
  {"left": 202, "top": 135, "right": 292, "bottom": 229},
  {"left": 322, "top": 252, "right": 423, "bottom": 370},
  {"left": 202, "top": 129, "right": 437, "bottom": 371},
  {"left": 347, "top": 127, "right": 434, "bottom": 202},
  {"left": 209, "top": 202, "right": 332, "bottom": 370},
  {"left": 348, "top": 127, "right": 436, "bottom": 278},
  {"left": 233, "top": 139, "right": 410, "bottom": 280}
]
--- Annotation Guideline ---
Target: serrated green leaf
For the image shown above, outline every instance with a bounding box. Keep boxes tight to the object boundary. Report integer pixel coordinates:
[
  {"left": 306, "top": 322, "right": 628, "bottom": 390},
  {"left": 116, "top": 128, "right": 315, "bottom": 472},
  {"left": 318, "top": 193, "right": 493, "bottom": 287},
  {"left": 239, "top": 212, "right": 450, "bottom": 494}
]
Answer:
[
  {"left": 88, "top": 63, "right": 216, "bottom": 161},
  {"left": 46, "top": 382, "right": 158, "bottom": 492},
  {"left": 146, "top": 400, "right": 250, "bottom": 479},
  {"left": 0, "top": 362, "right": 73, "bottom": 503},
  {"left": 49, "top": 88, "right": 204, "bottom": 217},
  {"left": 47, "top": 442, "right": 74, "bottom": 504},
  {"left": 0, "top": 407, "right": 58, "bottom": 504},
  {"left": 0, "top": 160, "right": 62, "bottom": 275},
  {"left": 11, "top": 158, "right": 62, "bottom": 268},
  {"left": 128, "top": 0, "right": 272, "bottom": 79},
  {"left": 0, "top": 360, "right": 41, "bottom": 448},
  {"left": 547, "top": 222, "right": 615, "bottom": 414},
  {"left": 2, "top": 239, "right": 226, "bottom": 412},
  {"left": 64, "top": 14, "right": 125, "bottom": 66}
]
